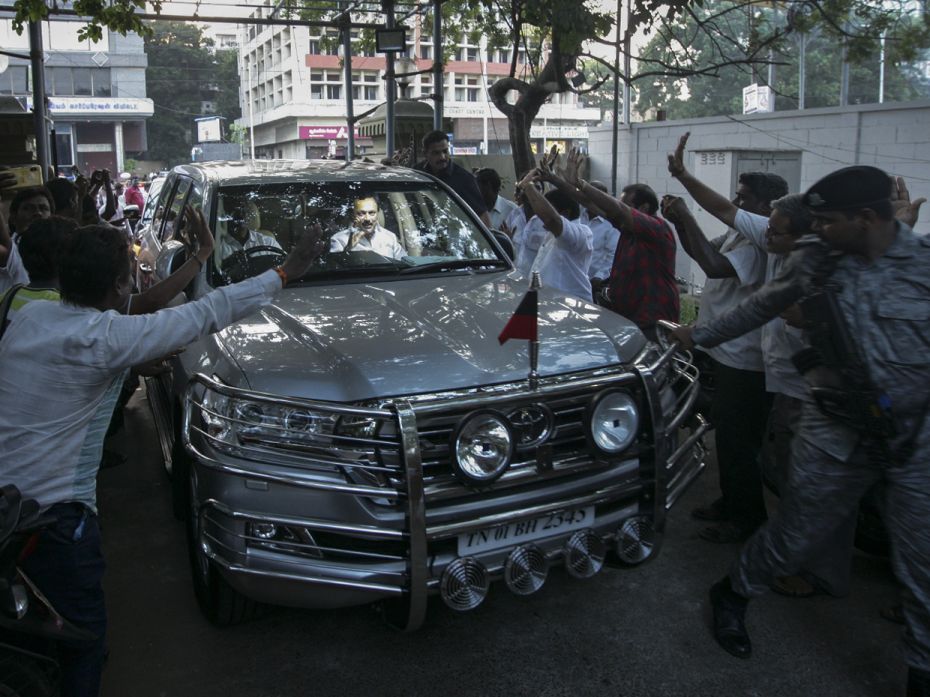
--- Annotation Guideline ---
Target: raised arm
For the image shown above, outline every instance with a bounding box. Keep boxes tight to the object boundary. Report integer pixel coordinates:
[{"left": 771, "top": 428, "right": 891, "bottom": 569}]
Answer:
[
  {"left": 671, "top": 242, "right": 826, "bottom": 349},
  {"left": 560, "top": 149, "right": 635, "bottom": 232},
  {"left": 667, "top": 132, "right": 739, "bottom": 228},
  {"left": 129, "top": 207, "right": 215, "bottom": 315},
  {"left": 517, "top": 169, "right": 563, "bottom": 237},
  {"left": 661, "top": 195, "right": 736, "bottom": 279}
]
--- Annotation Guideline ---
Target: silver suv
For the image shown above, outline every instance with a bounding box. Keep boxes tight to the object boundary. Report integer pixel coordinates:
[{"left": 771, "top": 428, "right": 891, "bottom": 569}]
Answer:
[{"left": 139, "top": 160, "right": 708, "bottom": 628}]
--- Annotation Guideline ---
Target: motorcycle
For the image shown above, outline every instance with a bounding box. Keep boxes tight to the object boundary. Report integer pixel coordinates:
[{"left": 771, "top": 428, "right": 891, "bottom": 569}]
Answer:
[{"left": 0, "top": 485, "right": 95, "bottom": 697}]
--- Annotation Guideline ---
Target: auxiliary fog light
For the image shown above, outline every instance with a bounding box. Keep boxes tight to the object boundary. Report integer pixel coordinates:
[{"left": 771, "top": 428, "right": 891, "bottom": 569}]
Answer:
[
  {"left": 615, "top": 516, "right": 656, "bottom": 565},
  {"left": 563, "top": 529, "right": 606, "bottom": 579},
  {"left": 248, "top": 521, "right": 278, "bottom": 540},
  {"left": 440, "top": 557, "right": 490, "bottom": 611},
  {"left": 452, "top": 410, "right": 514, "bottom": 485},
  {"left": 504, "top": 544, "right": 548, "bottom": 596},
  {"left": 589, "top": 391, "right": 639, "bottom": 454}
]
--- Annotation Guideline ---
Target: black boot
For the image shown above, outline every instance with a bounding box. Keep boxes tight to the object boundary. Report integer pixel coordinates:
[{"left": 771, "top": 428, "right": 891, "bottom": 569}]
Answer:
[
  {"left": 907, "top": 667, "right": 930, "bottom": 697},
  {"left": 709, "top": 576, "right": 752, "bottom": 659}
]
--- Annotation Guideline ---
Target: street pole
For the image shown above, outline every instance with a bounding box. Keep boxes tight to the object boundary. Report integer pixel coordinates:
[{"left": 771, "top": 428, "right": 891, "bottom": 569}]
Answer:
[
  {"left": 839, "top": 24, "right": 850, "bottom": 107},
  {"left": 432, "top": 0, "right": 442, "bottom": 131},
  {"left": 342, "top": 22, "right": 356, "bottom": 160},
  {"left": 28, "top": 21, "right": 49, "bottom": 179},
  {"left": 246, "top": 60, "right": 256, "bottom": 161},
  {"left": 798, "top": 33, "right": 806, "bottom": 110},
  {"left": 384, "top": 0, "right": 396, "bottom": 158},
  {"left": 610, "top": 0, "right": 621, "bottom": 196},
  {"left": 878, "top": 32, "right": 886, "bottom": 104}
]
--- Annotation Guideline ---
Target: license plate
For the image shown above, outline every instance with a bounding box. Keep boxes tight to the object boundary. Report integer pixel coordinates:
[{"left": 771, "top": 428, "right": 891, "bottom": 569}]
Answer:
[{"left": 457, "top": 506, "right": 594, "bottom": 556}]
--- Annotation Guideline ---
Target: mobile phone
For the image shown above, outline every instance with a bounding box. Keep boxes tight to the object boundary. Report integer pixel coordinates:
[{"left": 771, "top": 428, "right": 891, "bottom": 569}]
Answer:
[{"left": 5, "top": 165, "right": 44, "bottom": 189}]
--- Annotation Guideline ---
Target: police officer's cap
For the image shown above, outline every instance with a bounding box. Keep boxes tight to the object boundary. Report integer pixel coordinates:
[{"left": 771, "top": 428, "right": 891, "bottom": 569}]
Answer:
[{"left": 803, "top": 165, "right": 891, "bottom": 212}]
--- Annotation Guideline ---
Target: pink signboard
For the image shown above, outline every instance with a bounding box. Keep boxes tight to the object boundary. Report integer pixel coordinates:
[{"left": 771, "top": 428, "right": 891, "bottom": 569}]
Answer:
[{"left": 299, "top": 125, "right": 360, "bottom": 140}]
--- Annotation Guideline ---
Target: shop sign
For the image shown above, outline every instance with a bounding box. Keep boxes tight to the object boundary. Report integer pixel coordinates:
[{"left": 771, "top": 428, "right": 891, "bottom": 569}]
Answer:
[
  {"left": 33, "top": 97, "right": 156, "bottom": 117},
  {"left": 299, "top": 125, "right": 361, "bottom": 140}
]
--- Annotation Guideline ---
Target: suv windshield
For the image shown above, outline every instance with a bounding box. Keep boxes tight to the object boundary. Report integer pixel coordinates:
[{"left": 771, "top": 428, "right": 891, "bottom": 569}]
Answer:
[{"left": 211, "top": 180, "right": 506, "bottom": 284}]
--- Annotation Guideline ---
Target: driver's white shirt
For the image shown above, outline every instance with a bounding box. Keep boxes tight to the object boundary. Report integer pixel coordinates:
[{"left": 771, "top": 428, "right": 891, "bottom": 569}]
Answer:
[
  {"left": 219, "top": 229, "right": 282, "bottom": 261},
  {"left": 329, "top": 225, "right": 405, "bottom": 260}
]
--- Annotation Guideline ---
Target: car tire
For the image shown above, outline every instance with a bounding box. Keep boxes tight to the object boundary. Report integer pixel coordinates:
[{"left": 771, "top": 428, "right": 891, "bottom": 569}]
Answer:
[
  {"left": 0, "top": 649, "right": 55, "bottom": 697},
  {"left": 185, "top": 468, "right": 263, "bottom": 627}
]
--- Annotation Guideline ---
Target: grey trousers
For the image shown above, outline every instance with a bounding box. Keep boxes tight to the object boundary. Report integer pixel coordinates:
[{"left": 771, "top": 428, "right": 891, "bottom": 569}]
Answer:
[{"left": 730, "top": 406, "right": 930, "bottom": 670}]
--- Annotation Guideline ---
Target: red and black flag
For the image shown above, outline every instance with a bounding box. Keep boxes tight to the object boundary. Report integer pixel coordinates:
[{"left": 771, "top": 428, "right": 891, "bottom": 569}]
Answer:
[{"left": 498, "top": 289, "right": 538, "bottom": 345}]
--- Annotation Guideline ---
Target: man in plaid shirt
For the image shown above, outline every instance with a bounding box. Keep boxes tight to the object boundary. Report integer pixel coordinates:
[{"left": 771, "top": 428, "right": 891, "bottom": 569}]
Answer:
[
  {"left": 545, "top": 149, "right": 679, "bottom": 340},
  {"left": 602, "top": 184, "right": 680, "bottom": 336}
]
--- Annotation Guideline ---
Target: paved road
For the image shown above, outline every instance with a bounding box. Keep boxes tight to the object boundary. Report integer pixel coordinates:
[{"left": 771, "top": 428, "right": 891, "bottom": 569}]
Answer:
[{"left": 98, "top": 390, "right": 905, "bottom": 697}]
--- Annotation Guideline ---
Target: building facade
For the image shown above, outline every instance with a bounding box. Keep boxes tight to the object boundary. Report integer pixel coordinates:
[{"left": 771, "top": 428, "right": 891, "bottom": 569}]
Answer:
[
  {"left": 236, "top": 2, "right": 601, "bottom": 160},
  {"left": 0, "top": 16, "right": 153, "bottom": 174}
]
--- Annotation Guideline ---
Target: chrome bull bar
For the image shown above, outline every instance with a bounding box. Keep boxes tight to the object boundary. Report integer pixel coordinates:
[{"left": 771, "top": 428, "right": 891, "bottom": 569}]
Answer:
[{"left": 183, "top": 345, "right": 707, "bottom": 631}]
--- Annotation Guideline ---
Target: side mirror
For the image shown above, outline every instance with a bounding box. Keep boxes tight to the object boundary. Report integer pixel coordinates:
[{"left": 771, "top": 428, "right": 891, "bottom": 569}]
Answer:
[{"left": 154, "top": 240, "right": 189, "bottom": 282}]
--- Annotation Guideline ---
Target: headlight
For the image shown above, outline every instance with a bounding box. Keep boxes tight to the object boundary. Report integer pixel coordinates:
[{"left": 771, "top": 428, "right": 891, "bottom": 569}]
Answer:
[
  {"left": 452, "top": 410, "right": 514, "bottom": 485},
  {"left": 197, "top": 385, "right": 336, "bottom": 451},
  {"left": 589, "top": 391, "right": 639, "bottom": 453}
]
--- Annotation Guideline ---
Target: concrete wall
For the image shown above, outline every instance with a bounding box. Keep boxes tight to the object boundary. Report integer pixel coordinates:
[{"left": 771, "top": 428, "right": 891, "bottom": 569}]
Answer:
[{"left": 588, "top": 100, "right": 930, "bottom": 286}]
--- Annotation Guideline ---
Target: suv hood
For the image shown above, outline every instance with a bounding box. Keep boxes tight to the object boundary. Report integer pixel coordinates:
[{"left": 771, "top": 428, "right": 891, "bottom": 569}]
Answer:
[{"left": 216, "top": 272, "right": 645, "bottom": 402}]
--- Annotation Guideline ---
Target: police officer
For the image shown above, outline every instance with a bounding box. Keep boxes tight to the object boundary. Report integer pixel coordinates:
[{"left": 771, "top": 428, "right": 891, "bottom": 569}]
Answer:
[{"left": 675, "top": 166, "right": 930, "bottom": 695}]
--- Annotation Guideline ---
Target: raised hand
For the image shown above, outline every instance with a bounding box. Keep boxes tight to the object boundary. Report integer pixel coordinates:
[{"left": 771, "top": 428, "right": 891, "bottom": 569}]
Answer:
[
  {"left": 667, "top": 131, "right": 691, "bottom": 178},
  {"left": 564, "top": 148, "right": 585, "bottom": 187},
  {"left": 660, "top": 194, "right": 689, "bottom": 225},
  {"left": 891, "top": 176, "right": 925, "bottom": 228},
  {"left": 183, "top": 206, "right": 215, "bottom": 264},
  {"left": 280, "top": 222, "right": 326, "bottom": 282}
]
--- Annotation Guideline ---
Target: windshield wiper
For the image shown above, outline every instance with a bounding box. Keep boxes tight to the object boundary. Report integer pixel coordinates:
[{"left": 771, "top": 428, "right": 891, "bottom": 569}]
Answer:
[
  {"left": 292, "top": 263, "right": 407, "bottom": 282},
  {"left": 399, "top": 258, "right": 509, "bottom": 275}
]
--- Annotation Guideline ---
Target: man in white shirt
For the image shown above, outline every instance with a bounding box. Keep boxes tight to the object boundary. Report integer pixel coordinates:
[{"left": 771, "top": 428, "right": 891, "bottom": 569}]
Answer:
[
  {"left": 514, "top": 168, "right": 593, "bottom": 301},
  {"left": 329, "top": 196, "right": 406, "bottom": 260},
  {"left": 476, "top": 168, "right": 518, "bottom": 231},
  {"left": 0, "top": 216, "right": 324, "bottom": 696},
  {"left": 665, "top": 132, "right": 787, "bottom": 544},
  {"left": 582, "top": 182, "right": 622, "bottom": 301}
]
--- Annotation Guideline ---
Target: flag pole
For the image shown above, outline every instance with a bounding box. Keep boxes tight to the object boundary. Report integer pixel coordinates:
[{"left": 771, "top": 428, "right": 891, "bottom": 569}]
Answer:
[{"left": 529, "top": 271, "right": 541, "bottom": 390}]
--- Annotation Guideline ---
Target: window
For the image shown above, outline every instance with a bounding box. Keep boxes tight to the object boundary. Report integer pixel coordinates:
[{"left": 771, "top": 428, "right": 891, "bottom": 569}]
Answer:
[
  {"left": 310, "top": 71, "right": 344, "bottom": 101},
  {"left": 0, "top": 66, "right": 29, "bottom": 95},
  {"left": 350, "top": 71, "right": 380, "bottom": 101},
  {"left": 454, "top": 75, "right": 481, "bottom": 102},
  {"left": 93, "top": 69, "right": 111, "bottom": 96},
  {"left": 419, "top": 39, "right": 433, "bottom": 60},
  {"left": 45, "top": 67, "right": 110, "bottom": 97},
  {"left": 72, "top": 68, "right": 91, "bottom": 96}
]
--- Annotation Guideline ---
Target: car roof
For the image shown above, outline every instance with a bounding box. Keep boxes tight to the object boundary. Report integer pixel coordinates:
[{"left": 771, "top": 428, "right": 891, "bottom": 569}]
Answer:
[{"left": 172, "top": 159, "right": 436, "bottom": 187}]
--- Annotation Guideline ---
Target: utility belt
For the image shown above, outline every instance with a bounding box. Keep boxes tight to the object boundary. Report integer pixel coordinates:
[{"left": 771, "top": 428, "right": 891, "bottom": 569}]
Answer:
[
  {"left": 792, "top": 347, "right": 896, "bottom": 438},
  {"left": 807, "top": 386, "right": 896, "bottom": 438}
]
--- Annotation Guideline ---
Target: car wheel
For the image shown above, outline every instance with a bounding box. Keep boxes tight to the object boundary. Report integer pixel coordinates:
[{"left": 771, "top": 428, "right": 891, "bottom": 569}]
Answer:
[
  {"left": 0, "top": 649, "right": 55, "bottom": 697},
  {"left": 185, "top": 468, "right": 263, "bottom": 627}
]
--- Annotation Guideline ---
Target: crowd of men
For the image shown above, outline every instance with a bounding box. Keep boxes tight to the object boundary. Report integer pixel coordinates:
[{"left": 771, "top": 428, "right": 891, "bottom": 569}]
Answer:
[
  {"left": 424, "top": 129, "right": 929, "bottom": 696},
  {"left": 1, "top": 128, "right": 929, "bottom": 697}
]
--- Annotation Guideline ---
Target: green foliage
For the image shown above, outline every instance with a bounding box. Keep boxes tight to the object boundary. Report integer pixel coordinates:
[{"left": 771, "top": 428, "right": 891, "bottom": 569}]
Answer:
[
  {"left": 144, "top": 22, "right": 242, "bottom": 166},
  {"left": 635, "top": 3, "right": 930, "bottom": 119},
  {"left": 10, "top": 0, "right": 161, "bottom": 41}
]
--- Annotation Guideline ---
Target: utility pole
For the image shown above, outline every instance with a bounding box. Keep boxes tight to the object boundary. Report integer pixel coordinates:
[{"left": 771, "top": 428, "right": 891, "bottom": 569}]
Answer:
[
  {"left": 610, "top": 0, "right": 621, "bottom": 196},
  {"left": 384, "top": 0, "right": 396, "bottom": 157},
  {"left": 432, "top": 0, "right": 442, "bottom": 131},
  {"left": 341, "top": 15, "right": 356, "bottom": 160},
  {"left": 28, "top": 21, "right": 50, "bottom": 178}
]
